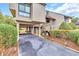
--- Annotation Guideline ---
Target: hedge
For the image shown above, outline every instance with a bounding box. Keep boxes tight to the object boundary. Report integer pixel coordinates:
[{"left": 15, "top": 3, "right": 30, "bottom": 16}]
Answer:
[
  {"left": 50, "top": 30, "right": 79, "bottom": 45},
  {"left": 0, "top": 24, "right": 17, "bottom": 48}
]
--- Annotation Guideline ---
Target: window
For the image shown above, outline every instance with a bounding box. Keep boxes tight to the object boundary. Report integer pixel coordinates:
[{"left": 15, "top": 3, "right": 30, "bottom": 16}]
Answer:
[
  {"left": 18, "top": 3, "right": 31, "bottom": 17},
  {"left": 46, "top": 18, "right": 50, "bottom": 23},
  {"left": 46, "top": 19, "right": 50, "bottom": 23},
  {"left": 64, "top": 16, "right": 68, "bottom": 22},
  {"left": 46, "top": 18, "right": 56, "bottom": 23}
]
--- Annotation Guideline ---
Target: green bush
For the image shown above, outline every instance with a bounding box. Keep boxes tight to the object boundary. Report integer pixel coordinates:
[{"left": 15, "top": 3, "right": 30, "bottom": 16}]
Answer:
[
  {"left": 0, "top": 13, "right": 16, "bottom": 27},
  {"left": 59, "top": 22, "right": 78, "bottom": 30},
  {"left": 60, "top": 31, "right": 69, "bottom": 39},
  {"left": 4, "top": 16, "right": 16, "bottom": 26},
  {"left": 69, "top": 23, "right": 77, "bottom": 29},
  {"left": 67, "top": 31, "right": 79, "bottom": 42},
  {"left": 59, "top": 22, "right": 73, "bottom": 30},
  {"left": 50, "top": 31, "right": 60, "bottom": 38},
  {"left": 0, "top": 24, "right": 17, "bottom": 48},
  {"left": 77, "top": 38, "right": 79, "bottom": 45},
  {"left": 71, "top": 17, "right": 79, "bottom": 23},
  {"left": 50, "top": 30, "right": 69, "bottom": 39},
  {"left": 50, "top": 30, "right": 79, "bottom": 45}
]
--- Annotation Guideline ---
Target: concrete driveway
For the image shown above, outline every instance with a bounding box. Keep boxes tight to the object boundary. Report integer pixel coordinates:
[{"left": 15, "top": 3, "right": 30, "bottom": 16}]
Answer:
[{"left": 19, "top": 34, "right": 79, "bottom": 56}]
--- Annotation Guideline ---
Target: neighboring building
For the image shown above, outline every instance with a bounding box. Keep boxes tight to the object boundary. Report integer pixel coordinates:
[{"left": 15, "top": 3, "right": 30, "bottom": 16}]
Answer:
[
  {"left": 9, "top": 3, "right": 72, "bottom": 36},
  {"left": 76, "top": 20, "right": 79, "bottom": 27},
  {"left": 9, "top": 3, "right": 46, "bottom": 36},
  {"left": 44, "top": 11, "right": 72, "bottom": 31},
  {"left": 64, "top": 15, "right": 72, "bottom": 23}
]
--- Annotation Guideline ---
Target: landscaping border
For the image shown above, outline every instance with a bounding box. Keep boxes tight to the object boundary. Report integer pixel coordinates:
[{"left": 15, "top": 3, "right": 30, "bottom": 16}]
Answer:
[{"left": 41, "top": 36, "right": 79, "bottom": 53}]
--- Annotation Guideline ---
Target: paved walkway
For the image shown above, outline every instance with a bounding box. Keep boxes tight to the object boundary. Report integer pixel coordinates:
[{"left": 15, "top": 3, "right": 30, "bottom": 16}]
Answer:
[{"left": 19, "top": 34, "right": 79, "bottom": 56}]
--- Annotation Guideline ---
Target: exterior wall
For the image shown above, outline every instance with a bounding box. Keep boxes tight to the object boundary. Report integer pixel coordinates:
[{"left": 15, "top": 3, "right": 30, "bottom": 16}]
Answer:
[
  {"left": 64, "top": 16, "right": 72, "bottom": 23},
  {"left": 67, "top": 18, "right": 72, "bottom": 23},
  {"left": 32, "top": 4, "right": 46, "bottom": 23},
  {"left": 9, "top": 3, "right": 32, "bottom": 22},
  {"left": 46, "top": 12, "right": 64, "bottom": 30},
  {"left": 43, "top": 23, "right": 52, "bottom": 31},
  {"left": 9, "top": 3, "right": 46, "bottom": 23}
]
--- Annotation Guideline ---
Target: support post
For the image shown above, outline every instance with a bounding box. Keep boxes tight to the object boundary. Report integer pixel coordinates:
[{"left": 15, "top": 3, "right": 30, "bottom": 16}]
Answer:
[
  {"left": 32, "top": 26, "right": 34, "bottom": 34},
  {"left": 16, "top": 22, "right": 19, "bottom": 41},
  {"left": 39, "top": 25, "right": 41, "bottom": 36}
]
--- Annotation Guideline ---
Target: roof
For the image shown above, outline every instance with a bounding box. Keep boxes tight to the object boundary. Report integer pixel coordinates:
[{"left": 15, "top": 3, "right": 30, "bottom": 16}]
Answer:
[
  {"left": 46, "top": 10, "right": 72, "bottom": 18},
  {"left": 40, "top": 3, "right": 46, "bottom": 6}
]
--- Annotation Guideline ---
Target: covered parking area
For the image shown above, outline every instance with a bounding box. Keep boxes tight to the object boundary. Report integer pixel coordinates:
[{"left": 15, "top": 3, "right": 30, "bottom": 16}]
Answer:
[{"left": 16, "top": 20, "right": 44, "bottom": 36}]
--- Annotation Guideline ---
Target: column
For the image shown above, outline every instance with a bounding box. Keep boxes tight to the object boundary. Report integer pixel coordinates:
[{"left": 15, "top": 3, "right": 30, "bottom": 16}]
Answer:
[
  {"left": 27, "top": 26, "right": 29, "bottom": 33},
  {"left": 32, "top": 26, "right": 34, "bottom": 34},
  {"left": 16, "top": 22, "right": 19, "bottom": 41},
  {"left": 39, "top": 25, "right": 41, "bottom": 36}
]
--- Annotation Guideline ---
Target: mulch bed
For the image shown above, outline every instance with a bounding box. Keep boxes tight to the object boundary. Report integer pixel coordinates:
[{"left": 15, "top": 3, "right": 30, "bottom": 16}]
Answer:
[
  {"left": 0, "top": 41, "right": 18, "bottom": 56},
  {"left": 46, "top": 36, "right": 79, "bottom": 52}
]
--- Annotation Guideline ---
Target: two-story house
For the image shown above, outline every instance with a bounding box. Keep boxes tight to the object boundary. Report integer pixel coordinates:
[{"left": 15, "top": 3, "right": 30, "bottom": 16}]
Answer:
[
  {"left": 9, "top": 3, "right": 46, "bottom": 36},
  {"left": 9, "top": 3, "right": 72, "bottom": 36}
]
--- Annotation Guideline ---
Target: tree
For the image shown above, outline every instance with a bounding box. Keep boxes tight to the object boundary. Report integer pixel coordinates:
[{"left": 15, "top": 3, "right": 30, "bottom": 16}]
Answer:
[
  {"left": 0, "top": 12, "right": 16, "bottom": 27},
  {"left": 0, "top": 12, "right": 5, "bottom": 23},
  {"left": 71, "top": 17, "right": 79, "bottom": 23},
  {"left": 0, "top": 12, "right": 3, "bottom": 19},
  {"left": 4, "top": 16, "right": 16, "bottom": 26}
]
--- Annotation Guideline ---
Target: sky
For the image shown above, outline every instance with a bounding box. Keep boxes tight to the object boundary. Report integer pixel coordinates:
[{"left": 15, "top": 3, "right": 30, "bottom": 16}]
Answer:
[
  {"left": 46, "top": 3, "right": 79, "bottom": 17},
  {"left": 0, "top": 3, "right": 79, "bottom": 17},
  {"left": 0, "top": 3, "right": 12, "bottom": 16}
]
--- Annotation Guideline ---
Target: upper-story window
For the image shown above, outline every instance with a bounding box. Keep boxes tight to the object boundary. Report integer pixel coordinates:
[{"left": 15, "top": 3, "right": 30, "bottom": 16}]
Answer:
[{"left": 18, "top": 3, "right": 31, "bottom": 17}]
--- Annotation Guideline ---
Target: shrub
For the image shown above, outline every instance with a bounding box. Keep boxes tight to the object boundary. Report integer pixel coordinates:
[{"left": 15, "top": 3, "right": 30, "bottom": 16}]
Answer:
[
  {"left": 59, "top": 22, "right": 73, "bottom": 30},
  {"left": 0, "top": 13, "right": 16, "bottom": 27},
  {"left": 71, "top": 17, "right": 79, "bottom": 23},
  {"left": 69, "top": 23, "right": 77, "bottom": 29},
  {"left": 67, "top": 31, "right": 79, "bottom": 42},
  {"left": 4, "top": 16, "right": 16, "bottom": 27},
  {"left": 50, "top": 30, "right": 69, "bottom": 39},
  {"left": 0, "top": 24, "right": 17, "bottom": 48},
  {"left": 77, "top": 38, "right": 79, "bottom": 45},
  {"left": 50, "top": 30, "right": 79, "bottom": 45},
  {"left": 50, "top": 30, "right": 60, "bottom": 38},
  {"left": 59, "top": 22, "right": 78, "bottom": 30},
  {"left": 60, "top": 31, "right": 69, "bottom": 39}
]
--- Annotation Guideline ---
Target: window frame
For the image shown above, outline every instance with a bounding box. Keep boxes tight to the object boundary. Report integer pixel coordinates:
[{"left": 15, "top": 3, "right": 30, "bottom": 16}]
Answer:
[{"left": 18, "top": 3, "right": 31, "bottom": 17}]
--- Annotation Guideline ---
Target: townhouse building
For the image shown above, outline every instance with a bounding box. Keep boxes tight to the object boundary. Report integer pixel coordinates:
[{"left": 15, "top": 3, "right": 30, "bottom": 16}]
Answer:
[{"left": 9, "top": 3, "right": 72, "bottom": 36}]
